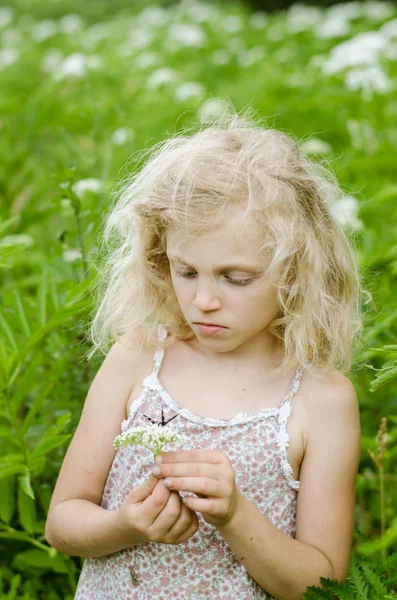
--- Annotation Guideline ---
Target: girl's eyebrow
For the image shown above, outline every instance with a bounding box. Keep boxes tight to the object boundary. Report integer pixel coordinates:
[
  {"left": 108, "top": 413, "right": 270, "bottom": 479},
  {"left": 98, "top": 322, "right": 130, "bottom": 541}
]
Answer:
[{"left": 167, "top": 254, "right": 264, "bottom": 274}]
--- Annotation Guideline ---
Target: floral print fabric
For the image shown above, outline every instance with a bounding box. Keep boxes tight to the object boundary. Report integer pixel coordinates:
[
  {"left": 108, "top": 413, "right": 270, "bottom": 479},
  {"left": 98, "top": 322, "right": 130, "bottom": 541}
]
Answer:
[{"left": 75, "top": 331, "right": 304, "bottom": 599}]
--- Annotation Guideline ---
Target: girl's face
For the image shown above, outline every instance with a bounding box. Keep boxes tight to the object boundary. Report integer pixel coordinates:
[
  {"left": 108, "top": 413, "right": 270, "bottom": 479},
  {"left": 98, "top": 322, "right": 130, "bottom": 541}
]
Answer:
[{"left": 166, "top": 207, "right": 283, "bottom": 359}]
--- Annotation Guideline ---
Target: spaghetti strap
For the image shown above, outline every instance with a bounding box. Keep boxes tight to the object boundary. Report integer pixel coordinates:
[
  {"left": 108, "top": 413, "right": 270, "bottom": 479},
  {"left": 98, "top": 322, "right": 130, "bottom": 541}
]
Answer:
[{"left": 150, "top": 324, "right": 168, "bottom": 376}]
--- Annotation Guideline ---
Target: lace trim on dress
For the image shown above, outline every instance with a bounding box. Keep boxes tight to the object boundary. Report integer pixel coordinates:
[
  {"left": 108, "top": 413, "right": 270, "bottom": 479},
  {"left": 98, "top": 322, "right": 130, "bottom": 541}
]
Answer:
[{"left": 276, "top": 368, "right": 304, "bottom": 491}]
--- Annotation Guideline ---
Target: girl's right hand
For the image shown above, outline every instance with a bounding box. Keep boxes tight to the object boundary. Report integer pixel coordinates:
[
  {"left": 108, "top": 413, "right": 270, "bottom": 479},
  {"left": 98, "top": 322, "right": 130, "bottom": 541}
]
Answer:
[{"left": 116, "top": 475, "right": 199, "bottom": 546}]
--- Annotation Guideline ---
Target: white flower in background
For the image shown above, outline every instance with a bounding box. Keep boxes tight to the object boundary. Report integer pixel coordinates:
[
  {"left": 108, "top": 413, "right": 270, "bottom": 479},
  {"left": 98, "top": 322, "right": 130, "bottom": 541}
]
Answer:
[
  {"left": 59, "top": 14, "right": 83, "bottom": 34},
  {"left": 41, "top": 48, "right": 63, "bottom": 72},
  {"left": 221, "top": 15, "right": 243, "bottom": 34},
  {"left": 275, "top": 47, "right": 295, "bottom": 63},
  {"left": 287, "top": 4, "right": 323, "bottom": 33},
  {"left": 0, "top": 234, "right": 33, "bottom": 247},
  {"left": 73, "top": 178, "right": 102, "bottom": 197},
  {"left": 346, "top": 119, "right": 379, "bottom": 153},
  {"left": 345, "top": 65, "right": 393, "bottom": 96},
  {"left": 322, "top": 31, "right": 387, "bottom": 74},
  {"left": 249, "top": 11, "right": 268, "bottom": 29},
  {"left": 111, "top": 127, "right": 135, "bottom": 145},
  {"left": 363, "top": 1, "right": 395, "bottom": 21},
  {"left": 330, "top": 195, "right": 363, "bottom": 230},
  {"left": 184, "top": 2, "right": 219, "bottom": 23},
  {"left": 84, "top": 22, "right": 109, "bottom": 47},
  {"left": 238, "top": 46, "right": 265, "bottom": 68},
  {"left": 384, "top": 43, "right": 397, "bottom": 60},
  {"left": 197, "top": 98, "right": 230, "bottom": 123},
  {"left": 31, "top": 20, "right": 58, "bottom": 42},
  {"left": 2, "top": 29, "right": 21, "bottom": 46},
  {"left": 54, "top": 53, "right": 102, "bottom": 78},
  {"left": 63, "top": 248, "right": 83, "bottom": 263},
  {"left": 113, "top": 425, "right": 183, "bottom": 455},
  {"left": 0, "top": 48, "right": 19, "bottom": 69},
  {"left": 134, "top": 51, "right": 161, "bottom": 69},
  {"left": 167, "top": 22, "right": 205, "bottom": 48},
  {"left": 127, "top": 27, "right": 154, "bottom": 51},
  {"left": 175, "top": 81, "right": 204, "bottom": 101},
  {"left": 326, "top": 2, "right": 362, "bottom": 21},
  {"left": 314, "top": 15, "right": 350, "bottom": 39},
  {"left": 0, "top": 7, "right": 12, "bottom": 28},
  {"left": 136, "top": 6, "right": 169, "bottom": 27},
  {"left": 212, "top": 49, "right": 231, "bottom": 66},
  {"left": 146, "top": 67, "right": 177, "bottom": 89},
  {"left": 300, "top": 138, "right": 333, "bottom": 155},
  {"left": 381, "top": 18, "right": 397, "bottom": 39}
]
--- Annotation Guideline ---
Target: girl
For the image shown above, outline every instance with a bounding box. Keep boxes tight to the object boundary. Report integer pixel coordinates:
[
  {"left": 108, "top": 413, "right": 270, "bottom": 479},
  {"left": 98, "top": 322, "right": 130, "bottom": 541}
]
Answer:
[{"left": 45, "top": 107, "right": 364, "bottom": 600}]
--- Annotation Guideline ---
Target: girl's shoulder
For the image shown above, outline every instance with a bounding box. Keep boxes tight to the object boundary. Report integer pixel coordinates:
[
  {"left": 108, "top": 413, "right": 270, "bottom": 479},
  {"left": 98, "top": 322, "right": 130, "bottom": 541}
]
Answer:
[{"left": 298, "top": 368, "right": 360, "bottom": 451}]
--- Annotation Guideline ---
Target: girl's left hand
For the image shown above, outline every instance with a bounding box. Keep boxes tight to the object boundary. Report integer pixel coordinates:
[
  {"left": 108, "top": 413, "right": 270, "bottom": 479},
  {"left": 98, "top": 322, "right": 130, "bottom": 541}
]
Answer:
[{"left": 150, "top": 449, "right": 242, "bottom": 527}]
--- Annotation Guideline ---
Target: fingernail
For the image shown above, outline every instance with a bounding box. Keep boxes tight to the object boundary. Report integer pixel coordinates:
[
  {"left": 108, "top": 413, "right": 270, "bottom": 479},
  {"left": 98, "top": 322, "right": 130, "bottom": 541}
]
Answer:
[
  {"left": 155, "top": 455, "right": 163, "bottom": 464},
  {"left": 163, "top": 478, "right": 172, "bottom": 487},
  {"left": 151, "top": 465, "right": 161, "bottom": 476}
]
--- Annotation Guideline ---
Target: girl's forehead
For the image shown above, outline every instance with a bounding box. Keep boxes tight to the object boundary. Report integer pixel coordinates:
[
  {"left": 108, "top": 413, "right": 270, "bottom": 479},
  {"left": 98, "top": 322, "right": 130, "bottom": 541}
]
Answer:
[{"left": 166, "top": 212, "right": 269, "bottom": 262}]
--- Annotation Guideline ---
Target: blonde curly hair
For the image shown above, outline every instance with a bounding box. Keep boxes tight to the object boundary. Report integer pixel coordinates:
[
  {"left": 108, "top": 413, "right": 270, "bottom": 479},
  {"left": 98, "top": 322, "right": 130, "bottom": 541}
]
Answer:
[{"left": 87, "top": 103, "right": 368, "bottom": 378}]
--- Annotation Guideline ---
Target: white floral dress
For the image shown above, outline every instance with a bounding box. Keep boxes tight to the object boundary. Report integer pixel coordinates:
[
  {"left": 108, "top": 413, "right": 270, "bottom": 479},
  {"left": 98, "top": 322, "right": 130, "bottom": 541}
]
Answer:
[{"left": 74, "top": 326, "right": 305, "bottom": 600}]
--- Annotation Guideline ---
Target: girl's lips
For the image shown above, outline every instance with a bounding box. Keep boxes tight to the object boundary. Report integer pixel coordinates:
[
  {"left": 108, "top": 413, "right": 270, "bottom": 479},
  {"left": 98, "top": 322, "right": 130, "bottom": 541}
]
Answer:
[{"left": 194, "top": 323, "right": 227, "bottom": 335}]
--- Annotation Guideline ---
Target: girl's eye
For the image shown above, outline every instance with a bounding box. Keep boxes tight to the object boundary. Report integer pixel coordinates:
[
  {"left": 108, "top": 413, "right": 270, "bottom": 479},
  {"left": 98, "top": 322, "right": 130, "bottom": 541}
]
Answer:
[{"left": 175, "top": 271, "right": 252, "bottom": 286}]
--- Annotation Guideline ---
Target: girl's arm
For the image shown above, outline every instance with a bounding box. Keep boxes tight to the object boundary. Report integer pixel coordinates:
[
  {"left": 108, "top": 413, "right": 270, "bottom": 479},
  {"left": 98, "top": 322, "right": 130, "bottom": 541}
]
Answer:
[
  {"left": 217, "top": 372, "right": 361, "bottom": 600},
  {"left": 45, "top": 336, "right": 153, "bottom": 557}
]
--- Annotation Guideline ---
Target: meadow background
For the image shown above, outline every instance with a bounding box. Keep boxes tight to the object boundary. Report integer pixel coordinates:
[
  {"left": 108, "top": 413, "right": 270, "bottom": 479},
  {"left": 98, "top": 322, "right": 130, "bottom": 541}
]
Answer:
[{"left": 0, "top": 0, "right": 397, "bottom": 597}]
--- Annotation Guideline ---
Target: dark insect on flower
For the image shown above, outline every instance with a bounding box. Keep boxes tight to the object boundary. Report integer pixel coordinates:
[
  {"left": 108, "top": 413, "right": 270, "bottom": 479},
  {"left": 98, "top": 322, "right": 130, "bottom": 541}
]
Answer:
[{"left": 143, "top": 404, "right": 179, "bottom": 427}]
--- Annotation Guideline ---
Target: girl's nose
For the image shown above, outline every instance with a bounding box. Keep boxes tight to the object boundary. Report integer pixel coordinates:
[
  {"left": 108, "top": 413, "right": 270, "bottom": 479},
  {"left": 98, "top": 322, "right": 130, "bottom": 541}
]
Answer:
[{"left": 193, "top": 281, "right": 222, "bottom": 311}]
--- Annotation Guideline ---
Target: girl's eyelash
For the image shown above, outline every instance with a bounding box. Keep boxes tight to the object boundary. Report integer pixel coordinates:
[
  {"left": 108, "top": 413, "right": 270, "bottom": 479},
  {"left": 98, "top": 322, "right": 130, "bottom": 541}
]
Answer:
[{"left": 175, "top": 271, "right": 252, "bottom": 286}]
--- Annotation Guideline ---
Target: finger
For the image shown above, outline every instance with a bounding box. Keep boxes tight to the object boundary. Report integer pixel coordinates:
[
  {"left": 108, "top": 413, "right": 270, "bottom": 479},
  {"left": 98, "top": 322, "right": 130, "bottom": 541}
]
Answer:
[
  {"left": 151, "top": 490, "right": 183, "bottom": 535},
  {"left": 157, "top": 449, "right": 224, "bottom": 465},
  {"left": 155, "top": 461, "right": 219, "bottom": 481},
  {"left": 127, "top": 475, "right": 158, "bottom": 503},
  {"left": 182, "top": 495, "right": 215, "bottom": 514},
  {"left": 167, "top": 502, "right": 199, "bottom": 544},
  {"left": 163, "top": 476, "right": 220, "bottom": 497},
  {"left": 140, "top": 479, "right": 172, "bottom": 523}
]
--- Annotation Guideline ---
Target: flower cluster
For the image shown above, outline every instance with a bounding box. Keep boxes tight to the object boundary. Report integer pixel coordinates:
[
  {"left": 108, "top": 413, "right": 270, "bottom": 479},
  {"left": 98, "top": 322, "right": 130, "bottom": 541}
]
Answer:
[{"left": 113, "top": 425, "right": 183, "bottom": 456}]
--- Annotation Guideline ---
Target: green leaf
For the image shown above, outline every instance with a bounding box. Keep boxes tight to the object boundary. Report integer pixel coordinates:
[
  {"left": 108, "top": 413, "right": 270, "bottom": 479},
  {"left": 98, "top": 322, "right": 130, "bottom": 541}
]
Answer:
[
  {"left": 37, "top": 270, "right": 48, "bottom": 327},
  {"left": 348, "top": 558, "right": 369, "bottom": 600},
  {"left": 0, "top": 311, "right": 18, "bottom": 352},
  {"left": 17, "top": 477, "right": 36, "bottom": 534},
  {"left": 0, "top": 464, "right": 26, "bottom": 479},
  {"left": 0, "top": 476, "right": 16, "bottom": 523},
  {"left": 22, "top": 382, "right": 54, "bottom": 435},
  {"left": 361, "top": 564, "right": 388, "bottom": 596},
  {"left": 30, "top": 434, "right": 71, "bottom": 461},
  {"left": 12, "top": 287, "right": 31, "bottom": 338},
  {"left": 13, "top": 549, "right": 69, "bottom": 574},
  {"left": 19, "top": 470, "right": 34, "bottom": 499}
]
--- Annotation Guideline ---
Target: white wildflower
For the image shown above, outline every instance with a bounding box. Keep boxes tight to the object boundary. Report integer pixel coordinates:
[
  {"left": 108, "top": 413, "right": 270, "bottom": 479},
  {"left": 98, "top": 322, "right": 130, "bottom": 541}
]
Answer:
[
  {"left": 287, "top": 4, "right": 323, "bottom": 33},
  {"left": 212, "top": 49, "right": 231, "bottom": 66},
  {"left": 314, "top": 15, "right": 350, "bottom": 39},
  {"left": 0, "top": 7, "right": 12, "bottom": 28},
  {"left": 228, "top": 37, "right": 245, "bottom": 54},
  {"left": 249, "top": 11, "right": 268, "bottom": 29},
  {"left": 54, "top": 53, "right": 102, "bottom": 79},
  {"left": 345, "top": 65, "right": 393, "bottom": 96},
  {"left": 114, "top": 425, "right": 183, "bottom": 455},
  {"left": 175, "top": 81, "right": 204, "bottom": 101},
  {"left": 127, "top": 27, "right": 154, "bottom": 51},
  {"left": 381, "top": 18, "right": 397, "bottom": 39},
  {"left": 330, "top": 195, "right": 363, "bottom": 230},
  {"left": 31, "top": 20, "right": 58, "bottom": 42},
  {"left": 363, "top": 1, "right": 395, "bottom": 21},
  {"left": 41, "top": 49, "right": 63, "bottom": 73},
  {"left": 136, "top": 6, "right": 169, "bottom": 27},
  {"left": 197, "top": 98, "right": 230, "bottom": 123},
  {"left": 0, "top": 48, "right": 19, "bottom": 69},
  {"left": 59, "top": 14, "right": 83, "bottom": 34},
  {"left": 0, "top": 234, "right": 33, "bottom": 247},
  {"left": 167, "top": 22, "right": 205, "bottom": 48},
  {"left": 300, "top": 138, "right": 333, "bottom": 155},
  {"left": 146, "top": 67, "right": 177, "bottom": 89},
  {"left": 221, "top": 15, "right": 243, "bottom": 34},
  {"left": 73, "top": 178, "right": 102, "bottom": 197},
  {"left": 83, "top": 22, "right": 109, "bottom": 48},
  {"left": 238, "top": 46, "right": 265, "bottom": 68},
  {"left": 134, "top": 51, "right": 161, "bottom": 69},
  {"left": 322, "top": 31, "right": 386, "bottom": 74},
  {"left": 326, "top": 2, "right": 362, "bottom": 21},
  {"left": 111, "top": 127, "right": 134, "bottom": 145},
  {"left": 63, "top": 249, "right": 83, "bottom": 263},
  {"left": 184, "top": 2, "right": 218, "bottom": 23}
]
